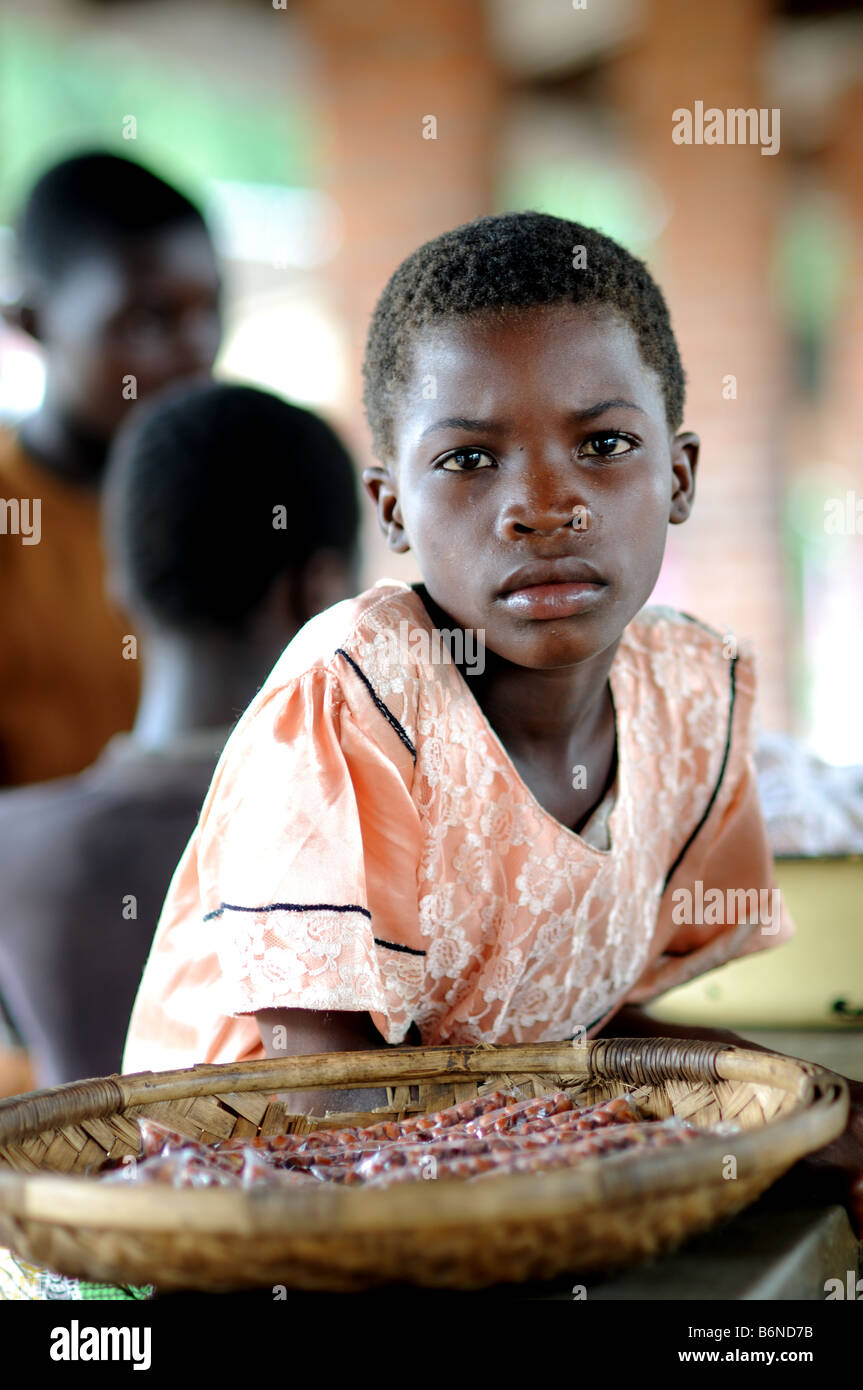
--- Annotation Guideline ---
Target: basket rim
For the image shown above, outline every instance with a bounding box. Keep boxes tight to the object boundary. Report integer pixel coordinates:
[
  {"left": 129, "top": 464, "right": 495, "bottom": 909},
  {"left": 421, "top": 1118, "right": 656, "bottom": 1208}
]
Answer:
[
  {"left": 0, "top": 1038, "right": 849, "bottom": 1235},
  {"left": 0, "top": 1035, "right": 837, "bottom": 1146}
]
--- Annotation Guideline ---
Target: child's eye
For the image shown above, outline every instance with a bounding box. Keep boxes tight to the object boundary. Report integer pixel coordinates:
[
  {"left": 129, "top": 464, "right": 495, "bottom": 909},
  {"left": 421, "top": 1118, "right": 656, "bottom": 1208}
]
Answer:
[
  {"left": 580, "top": 433, "right": 636, "bottom": 458},
  {"left": 439, "top": 448, "right": 495, "bottom": 472}
]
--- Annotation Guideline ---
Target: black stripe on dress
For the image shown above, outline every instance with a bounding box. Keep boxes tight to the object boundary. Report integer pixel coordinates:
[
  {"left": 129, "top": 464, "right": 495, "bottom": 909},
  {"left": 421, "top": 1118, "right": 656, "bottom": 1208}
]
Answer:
[
  {"left": 335, "top": 648, "right": 417, "bottom": 763},
  {"left": 203, "top": 901, "right": 426, "bottom": 956},
  {"left": 204, "top": 901, "right": 372, "bottom": 922},
  {"left": 661, "top": 654, "right": 738, "bottom": 893},
  {"left": 373, "top": 938, "right": 426, "bottom": 957}
]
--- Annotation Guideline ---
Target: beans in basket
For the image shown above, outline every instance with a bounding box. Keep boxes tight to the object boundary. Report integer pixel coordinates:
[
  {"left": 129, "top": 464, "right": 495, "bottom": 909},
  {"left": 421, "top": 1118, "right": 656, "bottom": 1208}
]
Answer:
[{"left": 99, "top": 1088, "right": 723, "bottom": 1191}]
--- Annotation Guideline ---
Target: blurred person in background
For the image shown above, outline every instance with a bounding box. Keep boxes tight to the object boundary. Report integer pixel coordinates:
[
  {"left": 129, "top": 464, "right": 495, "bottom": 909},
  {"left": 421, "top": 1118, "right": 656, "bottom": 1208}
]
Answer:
[
  {"left": 0, "top": 151, "right": 222, "bottom": 789},
  {"left": 0, "top": 381, "right": 361, "bottom": 1089}
]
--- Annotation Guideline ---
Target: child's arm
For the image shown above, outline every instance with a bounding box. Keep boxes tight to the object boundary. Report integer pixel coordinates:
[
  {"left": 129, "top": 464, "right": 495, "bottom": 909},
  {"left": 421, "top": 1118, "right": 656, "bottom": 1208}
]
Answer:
[{"left": 256, "top": 1007, "right": 390, "bottom": 1117}]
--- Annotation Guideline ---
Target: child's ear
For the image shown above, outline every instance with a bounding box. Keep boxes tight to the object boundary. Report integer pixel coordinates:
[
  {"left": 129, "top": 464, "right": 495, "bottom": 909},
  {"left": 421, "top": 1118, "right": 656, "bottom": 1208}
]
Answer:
[
  {"left": 361, "top": 465, "right": 411, "bottom": 553},
  {"left": 669, "top": 431, "right": 699, "bottom": 524}
]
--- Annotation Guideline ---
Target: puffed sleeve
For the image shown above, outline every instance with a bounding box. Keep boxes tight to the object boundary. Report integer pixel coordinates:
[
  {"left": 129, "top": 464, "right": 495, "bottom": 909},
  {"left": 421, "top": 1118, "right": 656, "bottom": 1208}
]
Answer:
[
  {"left": 622, "top": 647, "right": 795, "bottom": 1005},
  {"left": 194, "top": 664, "right": 424, "bottom": 1042},
  {"left": 123, "top": 660, "right": 425, "bottom": 1071}
]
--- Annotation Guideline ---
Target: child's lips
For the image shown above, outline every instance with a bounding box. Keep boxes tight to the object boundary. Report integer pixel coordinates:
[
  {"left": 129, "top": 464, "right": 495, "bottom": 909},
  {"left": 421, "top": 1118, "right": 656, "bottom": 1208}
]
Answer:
[
  {"left": 499, "top": 580, "right": 607, "bottom": 619},
  {"left": 497, "top": 558, "right": 607, "bottom": 619}
]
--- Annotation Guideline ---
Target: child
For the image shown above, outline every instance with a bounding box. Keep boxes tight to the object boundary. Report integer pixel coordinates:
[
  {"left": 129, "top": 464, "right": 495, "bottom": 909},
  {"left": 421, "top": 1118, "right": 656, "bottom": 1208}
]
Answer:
[
  {"left": 0, "top": 152, "right": 222, "bottom": 786},
  {"left": 122, "top": 213, "right": 861, "bottom": 1223},
  {"left": 0, "top": 381, "right": 360, "bottom": 1089}
]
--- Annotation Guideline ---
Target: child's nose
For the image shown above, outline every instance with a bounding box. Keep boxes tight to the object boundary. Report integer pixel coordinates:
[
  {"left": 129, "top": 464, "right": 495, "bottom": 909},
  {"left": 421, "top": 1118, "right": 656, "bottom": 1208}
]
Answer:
[
  {"left": 504, "top": 510, "right": 591, "bottom": 538},
  {"left": 496, "top": 463, "right": 593, "bottom": 538}
]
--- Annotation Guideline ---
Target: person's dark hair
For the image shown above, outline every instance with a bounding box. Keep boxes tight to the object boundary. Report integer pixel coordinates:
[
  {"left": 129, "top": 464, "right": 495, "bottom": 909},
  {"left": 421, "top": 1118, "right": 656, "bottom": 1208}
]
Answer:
[
  {"left": 104, "top": 382, "right": 360, "bottom": 634},
  {"left": 15, "top": 151, "right": 208, "bottom": 283},
  {"left": 363, "top": 211, "right": 685, "bottom": 461}
]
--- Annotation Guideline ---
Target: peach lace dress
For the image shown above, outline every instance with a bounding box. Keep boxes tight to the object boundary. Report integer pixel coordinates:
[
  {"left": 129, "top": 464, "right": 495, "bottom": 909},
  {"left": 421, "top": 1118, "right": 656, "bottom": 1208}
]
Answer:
[{"left": 123, "top": 580, "right": 794, "bottom": 1072}]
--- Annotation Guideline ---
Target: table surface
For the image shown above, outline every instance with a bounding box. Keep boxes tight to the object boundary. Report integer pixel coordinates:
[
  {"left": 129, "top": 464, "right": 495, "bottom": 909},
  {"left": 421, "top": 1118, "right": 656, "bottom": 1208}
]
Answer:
[{"left": 528, "top": 1186, "right": 861, "bottom": 1302}]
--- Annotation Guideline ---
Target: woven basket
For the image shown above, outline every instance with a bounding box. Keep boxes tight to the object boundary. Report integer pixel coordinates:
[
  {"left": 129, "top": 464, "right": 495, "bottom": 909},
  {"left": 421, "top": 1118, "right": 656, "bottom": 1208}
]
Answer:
[{"left": 0, "top": 1039, "right": 849, "bottom": 1292}]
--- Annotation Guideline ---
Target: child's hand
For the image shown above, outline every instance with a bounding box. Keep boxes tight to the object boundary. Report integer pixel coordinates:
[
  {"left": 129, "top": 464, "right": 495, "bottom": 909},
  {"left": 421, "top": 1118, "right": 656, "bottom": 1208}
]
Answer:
[{"left": 255, "top": 1006, "right": 390, "bottom": 1118}]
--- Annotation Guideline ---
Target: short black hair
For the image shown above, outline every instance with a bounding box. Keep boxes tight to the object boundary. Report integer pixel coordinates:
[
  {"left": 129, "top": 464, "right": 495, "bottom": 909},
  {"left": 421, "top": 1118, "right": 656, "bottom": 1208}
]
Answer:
[
  {"left": 363, "top": 211, "right": 685, "bottom": 461},
  {"left": 104, "top": 382, "right": 360, "bottom": 634},
  {"left": 15, "top": 151, "right": 209, "bottom": 284}
]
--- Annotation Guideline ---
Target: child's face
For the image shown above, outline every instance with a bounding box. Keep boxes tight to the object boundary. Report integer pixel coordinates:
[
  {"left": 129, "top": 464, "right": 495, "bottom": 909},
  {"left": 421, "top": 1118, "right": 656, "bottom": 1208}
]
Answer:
[
  {"left": 365, "top": 302, "right": 698, "bottom": 672},
  {"left": 33, "top": 222, "right": 222, "bottom": 442}
]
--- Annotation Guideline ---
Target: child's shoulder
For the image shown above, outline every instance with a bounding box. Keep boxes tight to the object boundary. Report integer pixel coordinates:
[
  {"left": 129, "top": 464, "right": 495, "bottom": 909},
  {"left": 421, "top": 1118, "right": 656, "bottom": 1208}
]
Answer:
[
  {"left": 622, "top": 605, "right": 756, "bottom": 694},
  {"left": 216, "top": 580, "right": 427, "bottom": 773}
]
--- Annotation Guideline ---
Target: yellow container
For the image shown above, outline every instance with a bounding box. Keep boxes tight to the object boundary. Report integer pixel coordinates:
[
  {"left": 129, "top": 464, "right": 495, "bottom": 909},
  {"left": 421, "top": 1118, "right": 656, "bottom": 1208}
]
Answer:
[{"left": 648, "top": 855, "right": 863, "bottom": 1029}]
